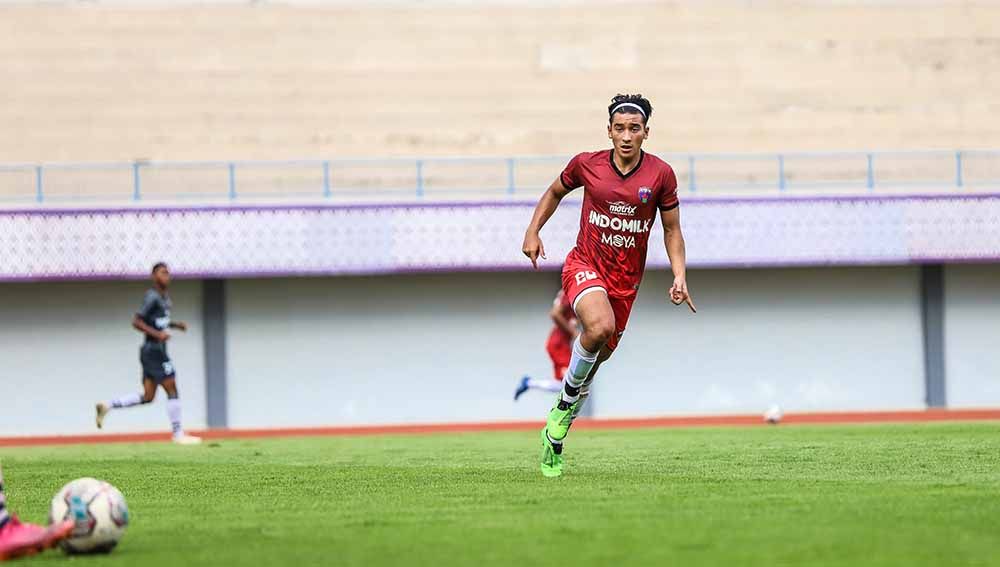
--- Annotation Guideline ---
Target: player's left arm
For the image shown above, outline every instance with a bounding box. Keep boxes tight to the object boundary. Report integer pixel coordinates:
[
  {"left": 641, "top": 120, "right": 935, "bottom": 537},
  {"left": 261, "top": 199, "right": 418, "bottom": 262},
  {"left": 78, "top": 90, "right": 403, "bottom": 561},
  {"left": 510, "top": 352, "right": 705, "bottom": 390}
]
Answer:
[
  {"left": 169, "top": 321, "right": 188, "bottom": 331},
  {"left": 660, "top": 206, "right": 696, "bottom": 313}
]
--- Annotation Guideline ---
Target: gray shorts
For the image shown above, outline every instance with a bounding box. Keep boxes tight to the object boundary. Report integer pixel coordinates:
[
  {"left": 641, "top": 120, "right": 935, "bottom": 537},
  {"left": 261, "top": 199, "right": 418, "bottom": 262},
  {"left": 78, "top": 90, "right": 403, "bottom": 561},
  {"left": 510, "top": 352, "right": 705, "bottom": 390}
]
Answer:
[{"left": 140, "top": 343, "right": 175, "bottom": 383}]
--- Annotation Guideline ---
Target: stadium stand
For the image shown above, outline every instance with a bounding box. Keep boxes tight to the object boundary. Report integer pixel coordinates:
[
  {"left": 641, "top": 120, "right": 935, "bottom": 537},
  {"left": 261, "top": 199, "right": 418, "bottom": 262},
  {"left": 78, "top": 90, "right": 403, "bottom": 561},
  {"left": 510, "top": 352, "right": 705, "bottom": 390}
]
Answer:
[{"left": 1, "top": 2, "right": 997, "bottom": 164}]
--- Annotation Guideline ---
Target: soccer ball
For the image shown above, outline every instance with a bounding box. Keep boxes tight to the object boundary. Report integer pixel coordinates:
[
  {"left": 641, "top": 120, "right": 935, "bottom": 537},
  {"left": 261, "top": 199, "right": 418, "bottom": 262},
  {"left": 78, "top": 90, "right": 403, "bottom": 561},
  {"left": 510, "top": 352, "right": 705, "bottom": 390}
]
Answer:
[
  {"left": 763, "top": 405, "right": 783, "bottom": 425},
  {"left": 48, "top": 478, "right": 130, "bottom": 554}
]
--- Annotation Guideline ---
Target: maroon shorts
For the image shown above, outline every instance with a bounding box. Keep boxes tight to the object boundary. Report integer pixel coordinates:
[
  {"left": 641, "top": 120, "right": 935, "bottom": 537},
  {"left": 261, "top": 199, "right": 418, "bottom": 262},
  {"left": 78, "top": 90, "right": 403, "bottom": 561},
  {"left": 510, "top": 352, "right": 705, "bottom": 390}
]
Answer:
[{"left": 561, "top": 256, "right": 635, "bottom": 352}]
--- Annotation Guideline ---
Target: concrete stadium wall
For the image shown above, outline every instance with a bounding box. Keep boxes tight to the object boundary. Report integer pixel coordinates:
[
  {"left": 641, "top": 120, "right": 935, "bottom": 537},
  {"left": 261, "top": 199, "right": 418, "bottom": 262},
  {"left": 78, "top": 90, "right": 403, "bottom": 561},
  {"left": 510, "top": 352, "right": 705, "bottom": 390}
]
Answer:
[
  {"left": 224, "top": 273, "right": 562, "bottom": 428},
  {"left": 0, "top": 280, "right": 206, "bottom": 436},
  {"left": 598, "top": 266, "right": 927, "bottom": 417},
  {"left": 944, "top": 264, "right": 1000, "bottom": 408},
  {"left": 224, "top": 267, "right": 928, "bottom": 431},
  {"left": 12, "top": 263, "right": 999, "bottom": 437}
]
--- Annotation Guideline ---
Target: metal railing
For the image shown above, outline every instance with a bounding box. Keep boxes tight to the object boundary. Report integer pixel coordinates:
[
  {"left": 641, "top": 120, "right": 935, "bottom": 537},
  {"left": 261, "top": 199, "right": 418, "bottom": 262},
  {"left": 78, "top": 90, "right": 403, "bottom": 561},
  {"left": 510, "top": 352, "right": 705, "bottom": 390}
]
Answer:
[{"left": 0, "top": 149, "right": 998, "bottom": 204}]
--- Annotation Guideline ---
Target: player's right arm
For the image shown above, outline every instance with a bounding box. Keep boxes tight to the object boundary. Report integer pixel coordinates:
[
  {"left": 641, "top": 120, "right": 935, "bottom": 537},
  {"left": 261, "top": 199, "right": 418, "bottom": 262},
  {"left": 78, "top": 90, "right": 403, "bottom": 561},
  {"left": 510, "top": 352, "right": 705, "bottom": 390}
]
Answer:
[
  {"left": 133, "top": 315, "right": 169, "bottom": 342},
  {"left": 550, "top": 302, "right": 578, "bottom": 338},
  {"left": 522, "top": 178, "right": 573, "bottom": 270}
]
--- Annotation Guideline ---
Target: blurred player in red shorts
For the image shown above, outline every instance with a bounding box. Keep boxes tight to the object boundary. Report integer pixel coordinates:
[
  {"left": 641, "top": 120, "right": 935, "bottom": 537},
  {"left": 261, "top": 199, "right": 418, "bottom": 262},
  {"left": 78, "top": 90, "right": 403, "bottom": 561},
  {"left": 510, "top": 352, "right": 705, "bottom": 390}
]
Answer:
[
  {"left": 521, "top": 93, "right": 697, "bottom": 477},
  {"left": 514, "top": 289, "right": 579, "bottom": 400}
]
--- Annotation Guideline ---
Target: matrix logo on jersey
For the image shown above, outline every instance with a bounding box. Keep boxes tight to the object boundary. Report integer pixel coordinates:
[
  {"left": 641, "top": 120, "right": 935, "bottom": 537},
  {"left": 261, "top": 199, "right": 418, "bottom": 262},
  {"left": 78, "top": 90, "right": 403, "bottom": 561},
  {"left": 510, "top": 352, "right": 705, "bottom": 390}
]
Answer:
[
  {"left": 587, "top": 211, "right": 652, "bottom": 234},
  {"left": 607, "top": 201, "right": 638, "bottom": 216},
  {"left": 638, "top": 186, "right": 652, "bottom": 204}
]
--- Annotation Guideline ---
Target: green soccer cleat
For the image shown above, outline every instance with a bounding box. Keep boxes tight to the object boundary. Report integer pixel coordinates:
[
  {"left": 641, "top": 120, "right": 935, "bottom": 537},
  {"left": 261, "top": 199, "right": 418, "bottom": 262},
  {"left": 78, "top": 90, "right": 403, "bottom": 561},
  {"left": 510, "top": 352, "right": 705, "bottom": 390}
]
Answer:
[
  {"left": 540, "top": 428, "right": 563, "bottom": 478},
  {"left": 545, "top": 397, "right": 579, "bottom": 442}
]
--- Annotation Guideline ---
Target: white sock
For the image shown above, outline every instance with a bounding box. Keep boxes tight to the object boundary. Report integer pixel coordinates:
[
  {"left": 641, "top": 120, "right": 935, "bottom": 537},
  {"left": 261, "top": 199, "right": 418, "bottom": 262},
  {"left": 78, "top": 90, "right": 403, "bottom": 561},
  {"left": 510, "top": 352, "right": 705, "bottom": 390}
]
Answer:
[
  {"left": 110, "top": 393, "right": 143, "bottom": 409},
  {"left": 528, "top": 378, "right": 563, "bottom": 393},
  {"left": 167, "top": 398, "right": 183, "bottom": 437},
  {"left": 561, "top": 338, "right": 599, "bottom": 404}
]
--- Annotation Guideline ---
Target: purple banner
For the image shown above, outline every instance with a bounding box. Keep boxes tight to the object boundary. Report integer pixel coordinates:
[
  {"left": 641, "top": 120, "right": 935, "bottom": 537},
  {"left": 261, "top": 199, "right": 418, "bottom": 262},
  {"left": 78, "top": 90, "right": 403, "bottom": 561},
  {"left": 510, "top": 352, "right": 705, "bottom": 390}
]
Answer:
[{"left": 1, "top": 194, "right": 998, "bottom": 281}]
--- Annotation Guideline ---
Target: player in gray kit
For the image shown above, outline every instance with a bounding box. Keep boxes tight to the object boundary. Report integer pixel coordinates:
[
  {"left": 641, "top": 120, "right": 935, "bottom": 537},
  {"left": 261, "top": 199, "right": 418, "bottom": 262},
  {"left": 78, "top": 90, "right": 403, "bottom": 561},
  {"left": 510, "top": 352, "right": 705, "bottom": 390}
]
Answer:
[{"left": 95, "top": 262, "right": 201, "bottom": 445}]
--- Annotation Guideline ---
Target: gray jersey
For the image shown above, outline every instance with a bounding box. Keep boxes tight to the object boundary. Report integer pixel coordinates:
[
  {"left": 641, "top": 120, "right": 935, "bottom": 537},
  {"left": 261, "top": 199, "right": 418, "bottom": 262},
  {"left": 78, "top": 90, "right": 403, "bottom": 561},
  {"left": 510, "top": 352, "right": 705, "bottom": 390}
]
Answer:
[{"left": 138, "top": 289, "right": 172, "bottom": 345}]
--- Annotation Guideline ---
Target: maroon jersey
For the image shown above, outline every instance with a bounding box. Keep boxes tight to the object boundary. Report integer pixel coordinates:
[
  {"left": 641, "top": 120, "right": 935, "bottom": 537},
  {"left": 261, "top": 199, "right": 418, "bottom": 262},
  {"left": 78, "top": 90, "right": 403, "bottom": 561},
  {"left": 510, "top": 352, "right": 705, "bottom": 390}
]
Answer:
[{"left": 560, "top": 149, "right": 679, "bottom": 299}]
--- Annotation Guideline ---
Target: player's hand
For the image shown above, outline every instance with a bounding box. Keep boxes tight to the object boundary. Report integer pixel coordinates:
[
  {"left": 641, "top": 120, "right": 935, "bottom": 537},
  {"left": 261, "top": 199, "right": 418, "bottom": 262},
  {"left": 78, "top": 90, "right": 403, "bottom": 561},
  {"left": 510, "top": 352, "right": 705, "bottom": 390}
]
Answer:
[
  {"left": 174, "top": 321, "right": 188, "bottom": 332},
  {"left": 157, "top": 331, "right": 172, "bottom": 342},
  {"left": 669, "top": 277, "right": 697, "bottom": 313},
  {"left": 521, "top": 231, "right": 546, "bottom": 270}
]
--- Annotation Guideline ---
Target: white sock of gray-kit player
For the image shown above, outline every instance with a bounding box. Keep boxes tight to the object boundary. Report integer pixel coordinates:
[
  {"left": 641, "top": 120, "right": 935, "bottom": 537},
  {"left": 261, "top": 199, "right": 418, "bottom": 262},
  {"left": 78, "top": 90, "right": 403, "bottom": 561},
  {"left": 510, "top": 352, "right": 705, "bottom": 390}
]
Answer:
[
  {"left": 110, "top": 392, "right": 144, "bottom": 409},
  {"left": 167, "top": 398, "right": 184, "bottom": 437},
  {"left": 560, "top": 338, "right": 599, "bottom": 404}
]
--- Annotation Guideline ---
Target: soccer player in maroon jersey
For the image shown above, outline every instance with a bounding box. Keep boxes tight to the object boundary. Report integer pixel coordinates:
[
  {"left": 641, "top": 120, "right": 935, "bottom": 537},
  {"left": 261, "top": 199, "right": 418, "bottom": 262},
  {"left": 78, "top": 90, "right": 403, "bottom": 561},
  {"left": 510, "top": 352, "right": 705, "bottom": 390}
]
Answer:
[
  {"left": 521, "top": 93, "right": 696, "bottom": 477},
  {"left": 513, "top": 289, "right": 579, "bottom": 400}
]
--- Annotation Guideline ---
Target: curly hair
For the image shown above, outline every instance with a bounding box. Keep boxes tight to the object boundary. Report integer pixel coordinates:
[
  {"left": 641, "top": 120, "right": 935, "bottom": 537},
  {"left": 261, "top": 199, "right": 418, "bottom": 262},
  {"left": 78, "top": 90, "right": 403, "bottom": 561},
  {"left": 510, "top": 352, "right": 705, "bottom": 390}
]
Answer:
[{"left": 608, "top": 93, "right": 653, "bottom": 124}]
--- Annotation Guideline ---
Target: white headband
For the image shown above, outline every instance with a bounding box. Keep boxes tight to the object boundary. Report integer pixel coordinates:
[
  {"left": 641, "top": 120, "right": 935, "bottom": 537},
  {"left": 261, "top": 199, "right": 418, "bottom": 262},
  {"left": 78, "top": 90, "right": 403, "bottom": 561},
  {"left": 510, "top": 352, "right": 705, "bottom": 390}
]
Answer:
[{"left": 611, "top": 102, "right": 647, "bottom": 119}]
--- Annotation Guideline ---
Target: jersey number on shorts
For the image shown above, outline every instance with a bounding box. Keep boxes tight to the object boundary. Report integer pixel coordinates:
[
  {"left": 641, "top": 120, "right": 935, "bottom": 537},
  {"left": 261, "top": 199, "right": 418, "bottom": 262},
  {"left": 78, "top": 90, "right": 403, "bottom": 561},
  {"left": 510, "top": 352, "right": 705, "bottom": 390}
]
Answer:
[
  {"left": 162, "top": 361, "right": 174, "bottom": 375},
  {"left": 575, "top": 271, "right": 599, "bottom": 285}
]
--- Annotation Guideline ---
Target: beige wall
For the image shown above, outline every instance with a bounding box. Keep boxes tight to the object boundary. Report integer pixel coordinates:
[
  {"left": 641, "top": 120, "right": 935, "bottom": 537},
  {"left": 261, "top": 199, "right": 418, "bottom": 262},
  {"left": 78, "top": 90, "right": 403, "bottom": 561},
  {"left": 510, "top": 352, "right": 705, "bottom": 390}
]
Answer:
[{"left": 2, "top": 2, "right": 998, "bottom": 162}]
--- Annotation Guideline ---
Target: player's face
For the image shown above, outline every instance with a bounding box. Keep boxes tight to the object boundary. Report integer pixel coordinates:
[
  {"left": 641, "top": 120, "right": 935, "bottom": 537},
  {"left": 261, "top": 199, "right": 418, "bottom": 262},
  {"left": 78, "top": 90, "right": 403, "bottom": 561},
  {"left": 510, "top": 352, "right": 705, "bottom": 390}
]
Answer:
[
  {"left": 608, "top": 112, "right": 648, "bottom": 160},
  {"left": 153, "top": 266, "right": 171, "bottom": 288}
]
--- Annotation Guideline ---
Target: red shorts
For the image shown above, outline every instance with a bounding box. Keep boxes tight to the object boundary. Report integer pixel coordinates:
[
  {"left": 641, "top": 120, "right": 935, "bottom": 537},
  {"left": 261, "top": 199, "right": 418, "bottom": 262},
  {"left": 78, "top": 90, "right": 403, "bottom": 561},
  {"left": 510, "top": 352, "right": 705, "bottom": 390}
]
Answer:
[
  {"left": 561, "top": 255, "right": 635, "bottom": 352},
  {"left": 546, "top": 333, "right": 571, "bottom": 380}
]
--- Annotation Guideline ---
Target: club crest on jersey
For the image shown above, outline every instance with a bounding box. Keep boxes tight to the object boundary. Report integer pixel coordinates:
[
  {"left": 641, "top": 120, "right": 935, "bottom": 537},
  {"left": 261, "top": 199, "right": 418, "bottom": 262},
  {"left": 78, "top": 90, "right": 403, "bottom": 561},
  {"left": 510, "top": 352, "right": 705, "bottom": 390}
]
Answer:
[{"left": 638, "top": 186, "right": 652, "bottom": 204}]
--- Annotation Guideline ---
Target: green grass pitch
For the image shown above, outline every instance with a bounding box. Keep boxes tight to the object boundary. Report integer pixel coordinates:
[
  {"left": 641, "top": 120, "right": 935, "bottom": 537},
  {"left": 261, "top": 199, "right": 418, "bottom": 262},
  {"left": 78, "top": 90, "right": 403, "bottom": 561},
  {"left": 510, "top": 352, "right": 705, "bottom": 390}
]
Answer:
[{"left": 2, "top": 422, "right": 999, "bottom": 566}]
